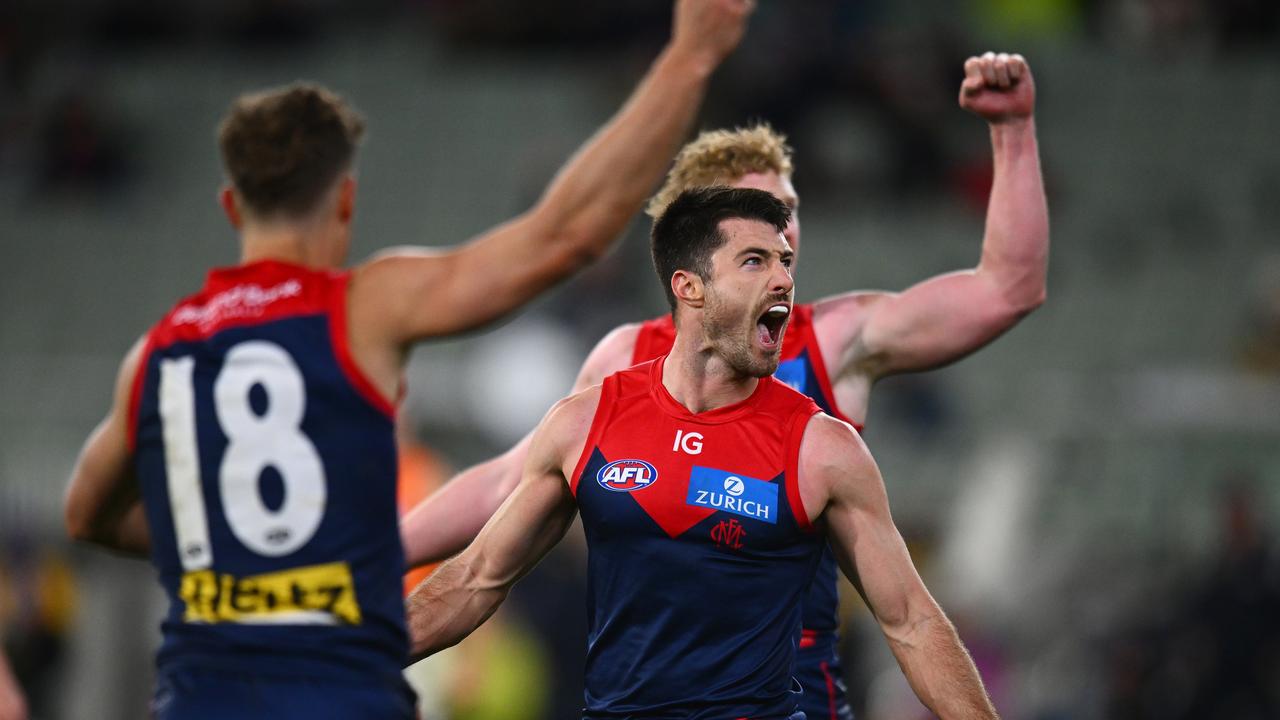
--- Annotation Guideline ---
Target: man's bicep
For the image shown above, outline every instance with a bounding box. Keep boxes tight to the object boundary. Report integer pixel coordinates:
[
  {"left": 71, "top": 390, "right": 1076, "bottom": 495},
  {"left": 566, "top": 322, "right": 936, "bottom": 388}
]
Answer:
[
  {"left": 808, "top": 418, "right": 928, "bottom": 631},
  {"left": 841, "top": 270, "right": 1021, "bottom": 377},
  {"left": 355, "top": 213, "right": 572, "bottom": 342},
  {"left": 826, "top": 488, "right": 925, "bottom": 634}
]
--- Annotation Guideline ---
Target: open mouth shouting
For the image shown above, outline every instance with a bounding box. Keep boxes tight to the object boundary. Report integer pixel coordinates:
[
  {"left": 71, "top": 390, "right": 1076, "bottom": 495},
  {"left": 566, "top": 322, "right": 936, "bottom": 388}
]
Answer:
[{"left": 756, "top": 302, "right": 791, "bottom": 351}]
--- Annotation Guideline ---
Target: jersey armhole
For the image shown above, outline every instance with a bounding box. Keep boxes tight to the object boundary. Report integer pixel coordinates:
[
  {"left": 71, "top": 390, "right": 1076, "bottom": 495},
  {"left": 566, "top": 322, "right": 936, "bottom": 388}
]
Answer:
[
  {"left": 327, "top": 272, "right": 398, "bottom": 419},
  {"left": 125, "top": 332, "right": 156, "bottom": 452},
  {"left": 798, "top": 304, "right": 859, "bottom": 428},
  {"left": 568, "top": 376, "right": 617, "bottom": 497},
  {"left": 785, "top": 406, "right": 821, "bottom": 533}
]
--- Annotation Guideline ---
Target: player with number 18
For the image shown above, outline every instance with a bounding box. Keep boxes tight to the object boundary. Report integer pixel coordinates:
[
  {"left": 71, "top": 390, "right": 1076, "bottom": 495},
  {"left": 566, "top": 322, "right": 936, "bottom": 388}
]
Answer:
[{"left": 61, "top": 1, "right": 755, "bottom": 715}]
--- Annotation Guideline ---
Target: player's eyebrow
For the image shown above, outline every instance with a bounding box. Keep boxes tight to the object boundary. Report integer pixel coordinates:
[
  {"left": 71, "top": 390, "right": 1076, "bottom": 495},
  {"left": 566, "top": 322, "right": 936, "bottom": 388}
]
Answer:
[{"left": 736, "top": 246, "right": 790, "bottom": 261}]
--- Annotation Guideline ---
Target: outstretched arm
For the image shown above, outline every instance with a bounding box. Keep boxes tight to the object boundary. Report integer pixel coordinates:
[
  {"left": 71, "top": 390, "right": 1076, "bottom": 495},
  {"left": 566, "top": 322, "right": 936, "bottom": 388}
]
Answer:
[
  {"left": 399, "top": 324, "right": 639, "bottom": 569},
  {"left": 64, "top": 337, "right": 151, "bottom": 556},
  {"left": 404, "top": 388, "right": 598, "bottom": 661},
  {"left": 354, "top": 0, "right": 755, "bottom": 344},
  {"left": 802, "top": 415, "right": 996, "bottom": 719},
  {"left": 818, "top": 52, "right": 1047, "bottom": 380}
]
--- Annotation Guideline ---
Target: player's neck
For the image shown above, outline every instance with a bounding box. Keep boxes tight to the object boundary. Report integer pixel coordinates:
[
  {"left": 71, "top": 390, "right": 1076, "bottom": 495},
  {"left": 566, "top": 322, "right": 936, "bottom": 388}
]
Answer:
[
  {"left": 239, "top": 222, "right": 342, "bottom": 270},
  {"left": 663, "top": 333, "right": 759, "bottom": 414}
]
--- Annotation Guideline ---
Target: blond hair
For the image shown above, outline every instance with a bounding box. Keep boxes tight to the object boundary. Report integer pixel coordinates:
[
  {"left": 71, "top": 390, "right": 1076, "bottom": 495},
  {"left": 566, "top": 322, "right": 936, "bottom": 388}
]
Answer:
[{"left": 646, "top": 124, "right": 793, "bottom": 219}]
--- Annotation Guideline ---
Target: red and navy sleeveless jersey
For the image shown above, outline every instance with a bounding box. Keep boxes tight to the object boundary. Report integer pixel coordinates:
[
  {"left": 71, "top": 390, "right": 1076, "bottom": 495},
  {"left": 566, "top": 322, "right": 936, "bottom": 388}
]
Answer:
[
  {"left": 128, "top": 260, "right": 408, "bottom": 682},
  {"left": 571, "top": 357, "right": 824, "bottom": 719},
  {"left": 633, "top": 305, "right": 858, "bottom": 636}
]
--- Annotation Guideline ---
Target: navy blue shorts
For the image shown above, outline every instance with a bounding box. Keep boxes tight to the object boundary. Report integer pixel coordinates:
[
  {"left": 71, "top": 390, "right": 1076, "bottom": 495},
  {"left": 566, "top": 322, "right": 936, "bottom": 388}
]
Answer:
[
  {"left": 151, "top": 666, "right": 417, "bottom": 720},
  {"left": 794, "top": 635, "right": 854, "bottom": 720}
]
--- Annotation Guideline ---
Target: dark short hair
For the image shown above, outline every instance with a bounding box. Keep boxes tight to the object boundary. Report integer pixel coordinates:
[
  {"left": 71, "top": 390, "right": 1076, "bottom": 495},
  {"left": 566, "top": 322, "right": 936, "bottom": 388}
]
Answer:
[
  {"left": 217, "top": 82, "right": 365, "bottom": 219},
  {"left": 650, "top": 186, "right": 791, "bottom": 311}
]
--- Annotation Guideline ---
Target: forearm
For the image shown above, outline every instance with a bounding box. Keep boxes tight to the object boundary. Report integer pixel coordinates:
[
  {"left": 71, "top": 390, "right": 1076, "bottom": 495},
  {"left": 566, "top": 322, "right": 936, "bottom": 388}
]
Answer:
[
  {"left": 979, "top": 117, "right": 1049, "bottom": 310},
  {"left": 405, "top": 555, "right": 507, "bottom": 662},
  {"left": 66, "top": 472, "right": 150, "bottom": 558},
  {"left": 886, "top": 609, "right": 997, "bottom": 720},
  {"left": 77, "top": 503, "right": 149, "bottom": 557},
  {"left": 100, "top": 500, "right": 151, "bottom": 556},
  {"left": 401, "top": 455, "right": 517, "bottom": 569},
  {"left": 533, "top": 46, "right": 716, "bottom": 253}
]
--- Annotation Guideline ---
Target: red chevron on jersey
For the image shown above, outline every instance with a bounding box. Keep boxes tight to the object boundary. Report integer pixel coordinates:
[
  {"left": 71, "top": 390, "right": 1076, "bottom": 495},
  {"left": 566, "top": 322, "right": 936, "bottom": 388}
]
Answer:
[{"left": 571, "top": 356, "right": 819, "bottom": 538}]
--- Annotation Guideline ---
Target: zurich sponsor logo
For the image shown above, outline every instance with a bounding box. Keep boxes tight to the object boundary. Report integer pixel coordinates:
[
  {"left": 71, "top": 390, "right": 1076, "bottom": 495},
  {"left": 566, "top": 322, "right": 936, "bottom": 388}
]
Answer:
[
  {"left": 723, "top": 476, "right": 745, "bottom": 496},
  {"left": 596, "top": 459, "right": 658, "bottom": 492},
  {"left": 686, "top": 466, "right": 778, "bottom": 524}
]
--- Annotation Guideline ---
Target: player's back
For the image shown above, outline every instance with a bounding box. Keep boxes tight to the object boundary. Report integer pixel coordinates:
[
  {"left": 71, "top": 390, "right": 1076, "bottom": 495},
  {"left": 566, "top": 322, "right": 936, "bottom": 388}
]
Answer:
[
  {"left": 129, "top": 260, "right": 412, "bottom": 709},
  {"left": 571, "top": 357, "right": 824, "bottom": 719}
]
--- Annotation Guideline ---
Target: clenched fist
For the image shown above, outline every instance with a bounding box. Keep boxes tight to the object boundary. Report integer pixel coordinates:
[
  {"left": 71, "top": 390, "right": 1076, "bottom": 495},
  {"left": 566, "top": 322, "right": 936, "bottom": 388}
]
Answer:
[
  {"left": 960, "top": 52, "right": 1035, "bottom": 124},
  {"left": 670, "top": 0, "right": 756, "bottom": 68}
]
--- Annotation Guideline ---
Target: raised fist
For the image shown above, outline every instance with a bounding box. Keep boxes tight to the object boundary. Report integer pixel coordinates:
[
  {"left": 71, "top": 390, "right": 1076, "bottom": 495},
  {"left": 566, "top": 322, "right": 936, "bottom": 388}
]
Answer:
[
  {"left": 671, "top": 0, "right": 756, "bottom": 67},
  {"left": 959, "top": 52, "right": 1035, "bottom": 123}
]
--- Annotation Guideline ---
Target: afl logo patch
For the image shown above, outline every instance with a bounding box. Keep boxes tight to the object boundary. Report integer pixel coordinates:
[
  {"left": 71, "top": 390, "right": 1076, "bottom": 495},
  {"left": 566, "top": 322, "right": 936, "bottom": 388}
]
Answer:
[{"left": 597, "top": 459, "right": 658, "bottom": 492}]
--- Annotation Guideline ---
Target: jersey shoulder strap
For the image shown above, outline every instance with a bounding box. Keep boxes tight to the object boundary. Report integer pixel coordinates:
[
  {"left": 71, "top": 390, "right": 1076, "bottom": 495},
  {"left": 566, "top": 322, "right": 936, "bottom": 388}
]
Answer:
[
  {"left": 568, "top": 359, "right": 656, "bottom": 494},
  {"left": 631, "top": 314, "right": 676, "bottom": 366}
]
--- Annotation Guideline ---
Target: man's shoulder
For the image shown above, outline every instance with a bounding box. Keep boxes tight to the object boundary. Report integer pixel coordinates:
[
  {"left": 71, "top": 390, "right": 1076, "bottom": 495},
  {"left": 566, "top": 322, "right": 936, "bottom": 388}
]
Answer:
[
  {"left": 545, "top": 384, "right": 606, "bottom": 442},
  {"left": 799, "top": 411, "right": 873, "bottom": 477}
]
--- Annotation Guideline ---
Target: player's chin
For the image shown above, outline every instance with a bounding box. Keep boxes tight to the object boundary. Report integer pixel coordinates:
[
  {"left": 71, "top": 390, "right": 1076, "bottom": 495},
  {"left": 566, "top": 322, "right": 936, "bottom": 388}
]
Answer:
[{"left": 750, "top": 349, "right": 782, "bottom": 378}]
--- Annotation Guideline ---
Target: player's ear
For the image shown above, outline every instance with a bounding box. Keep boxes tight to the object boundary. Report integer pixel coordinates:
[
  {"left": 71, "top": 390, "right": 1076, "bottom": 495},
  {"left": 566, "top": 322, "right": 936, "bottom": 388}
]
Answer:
[
  {"left": 219, "top": 185, "right": 243, "bottom": 229},
  {"left": 671, "top": 270, "right": 704, "bottom": 310},
  {"left": 336, "top": 175, "right": 356, "bottom": 224}
]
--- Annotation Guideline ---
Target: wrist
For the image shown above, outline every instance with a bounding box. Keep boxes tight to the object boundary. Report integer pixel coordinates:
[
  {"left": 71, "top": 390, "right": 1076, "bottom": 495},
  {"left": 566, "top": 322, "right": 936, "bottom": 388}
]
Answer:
[
  {"left": 657, "top": 43, "right": 719, "bottom": 83},
  {"left": 989, "top": 114, "right": 1035, "bottom": 134}
]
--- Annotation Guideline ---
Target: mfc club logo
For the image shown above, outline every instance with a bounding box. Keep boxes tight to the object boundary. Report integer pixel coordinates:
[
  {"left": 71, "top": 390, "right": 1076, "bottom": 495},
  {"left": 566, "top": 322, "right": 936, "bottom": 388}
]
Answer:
[
  {"left": 596, "top": 459, "right": 658, "bottom": 493},
  {"left": 710, "top": 519, "right": 746, "bottom": 550}
]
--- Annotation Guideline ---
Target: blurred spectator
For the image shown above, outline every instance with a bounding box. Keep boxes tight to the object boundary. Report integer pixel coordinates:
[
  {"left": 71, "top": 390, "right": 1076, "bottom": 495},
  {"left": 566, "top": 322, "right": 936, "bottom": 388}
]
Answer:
[
  {"left": 971, "top": 0, "right": 1084, "bottom": 41},
  {"left": 447, "top": 607, "right": 548, "bottom": 720},
  {"left": 91, "top": 0, "right": 184, "bottom": 51},
  {"left": 1212, "top": 0, "right": 1280, "bottom": 50},
  {"left": 32, "top": 91, "right": 134, "bottom": 197},
  {"left": 505, "top": 530, "right": 589, "bottom": 720},
  {"left": 1240, "top": 255, "right": 1280, "bottom": 374},
  {"left": 224, "top": 0, "right": 320, "bottom": 48},
  {"left": 0, "top": 537, "right": 77, "bottom": 719},
  {"left": 1103, "top": 475, "right": 1280, "bottom": 719}
]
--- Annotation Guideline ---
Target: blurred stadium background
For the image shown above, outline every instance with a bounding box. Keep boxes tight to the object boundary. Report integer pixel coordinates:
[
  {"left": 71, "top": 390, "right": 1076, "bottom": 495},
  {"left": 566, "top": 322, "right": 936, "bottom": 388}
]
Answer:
[{"left": 2, "top": 0, "right": 1279, "bottom": 718}]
